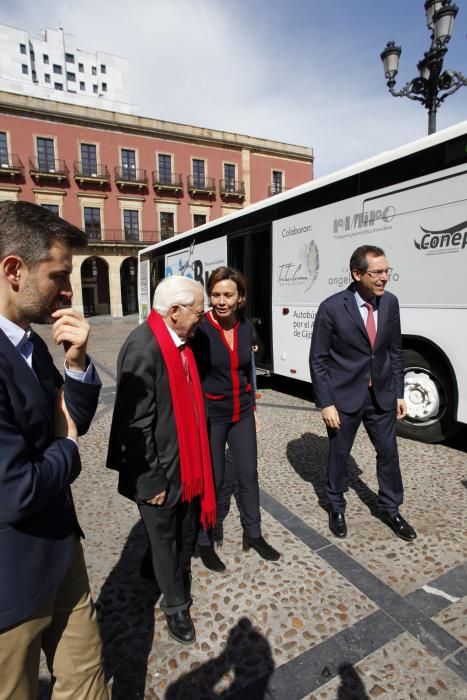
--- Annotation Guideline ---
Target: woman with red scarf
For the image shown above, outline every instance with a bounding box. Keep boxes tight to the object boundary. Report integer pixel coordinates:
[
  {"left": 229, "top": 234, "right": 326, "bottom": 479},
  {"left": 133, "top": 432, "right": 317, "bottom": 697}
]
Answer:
[{"left": 192, "top": 267, "right": 280, "bottom": 572}]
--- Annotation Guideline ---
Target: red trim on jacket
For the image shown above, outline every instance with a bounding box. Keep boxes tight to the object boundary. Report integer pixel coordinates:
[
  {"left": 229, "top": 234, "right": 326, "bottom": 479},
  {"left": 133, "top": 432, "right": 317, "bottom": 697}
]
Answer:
[{"left": 207, "top": 312, "right": 241, "bottom": 422}]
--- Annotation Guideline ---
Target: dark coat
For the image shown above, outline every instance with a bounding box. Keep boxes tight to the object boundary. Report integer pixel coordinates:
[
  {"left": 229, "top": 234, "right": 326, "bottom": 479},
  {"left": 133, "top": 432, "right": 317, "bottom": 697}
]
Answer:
[
  {"left": 106, "top": 322, "right": 182, "bottom": 509},
  {"left": 0, "top": 329, "right": 100, "bottom": 630},
  {"left": 192, "top": 316, "right": 255, "bottom": 424},
  {"left": 310, "top": 285, "right": 404, "bottom": 413}
]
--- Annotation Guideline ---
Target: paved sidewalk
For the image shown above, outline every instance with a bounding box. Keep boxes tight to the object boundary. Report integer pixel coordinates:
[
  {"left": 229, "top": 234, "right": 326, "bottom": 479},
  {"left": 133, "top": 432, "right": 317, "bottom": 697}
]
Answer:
[{"left": 36, "top": 316, "right": 466, "bottom": 699}]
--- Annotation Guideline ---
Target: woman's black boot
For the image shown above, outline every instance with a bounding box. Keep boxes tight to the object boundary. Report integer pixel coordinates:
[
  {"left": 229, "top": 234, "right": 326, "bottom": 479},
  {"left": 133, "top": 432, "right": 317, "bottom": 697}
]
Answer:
[
  {"left": 196, "top": 544, "right": 226, "bottom": 572},
  {"left": 242, "top": 533, "right": 280, "bottom": 561}
]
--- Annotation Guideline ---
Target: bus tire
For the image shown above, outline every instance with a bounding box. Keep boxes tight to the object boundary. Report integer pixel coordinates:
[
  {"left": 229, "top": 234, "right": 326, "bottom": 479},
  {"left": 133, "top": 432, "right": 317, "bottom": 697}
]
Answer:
[{"left": 397, "top": 349, "right": 459, "bottom": 443}]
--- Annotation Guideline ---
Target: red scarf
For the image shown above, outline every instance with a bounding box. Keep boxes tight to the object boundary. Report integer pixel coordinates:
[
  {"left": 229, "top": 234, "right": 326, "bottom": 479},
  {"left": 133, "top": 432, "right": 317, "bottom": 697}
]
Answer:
[{"left": 147, "top": 310, "right": 216, "bottom": 529}]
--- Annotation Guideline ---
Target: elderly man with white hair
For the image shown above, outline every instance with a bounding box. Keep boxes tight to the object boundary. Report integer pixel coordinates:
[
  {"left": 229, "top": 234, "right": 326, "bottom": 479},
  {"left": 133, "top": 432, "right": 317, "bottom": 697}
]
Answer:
[{"left": 107, "top": 276, "right": 216, "bottom": 645}]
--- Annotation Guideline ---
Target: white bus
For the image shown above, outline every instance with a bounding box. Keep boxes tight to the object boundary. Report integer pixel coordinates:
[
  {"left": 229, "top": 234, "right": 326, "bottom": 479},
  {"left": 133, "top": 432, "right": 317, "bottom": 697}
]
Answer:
[{"left": 139, "top": 120, "right": 467, "bottom": 444}]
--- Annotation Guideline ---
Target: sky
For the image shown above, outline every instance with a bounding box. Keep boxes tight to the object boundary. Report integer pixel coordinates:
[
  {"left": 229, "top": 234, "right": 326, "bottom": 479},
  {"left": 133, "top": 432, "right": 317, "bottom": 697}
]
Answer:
[{"left": 2, "top": 0, "right": 467, "bottom": 177}]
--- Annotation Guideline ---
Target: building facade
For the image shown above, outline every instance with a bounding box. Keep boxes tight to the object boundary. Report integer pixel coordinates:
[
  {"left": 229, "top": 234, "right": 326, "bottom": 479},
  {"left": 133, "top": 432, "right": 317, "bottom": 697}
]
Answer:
[
  {"left": 0, "top": 23, "right": 133, "bottom": 114},
  {"left": 0, "top": 90, "right": 313, "bottom": 317}
]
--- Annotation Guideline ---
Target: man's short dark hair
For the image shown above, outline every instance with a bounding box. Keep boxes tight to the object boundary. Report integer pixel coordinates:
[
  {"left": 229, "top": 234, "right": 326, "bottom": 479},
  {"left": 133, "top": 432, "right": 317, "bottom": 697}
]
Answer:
[
  {"left": 350, "top": 245, "right": 385, "bottom": 280},
  {"left": 0, "top": 201, "right": 87, "bottom": 266}
]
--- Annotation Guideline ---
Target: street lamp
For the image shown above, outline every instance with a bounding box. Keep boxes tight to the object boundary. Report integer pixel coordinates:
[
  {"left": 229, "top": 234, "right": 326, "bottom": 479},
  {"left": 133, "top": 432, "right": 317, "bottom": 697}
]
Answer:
[{"left": 380, "top": 0, "right": 467, "bottom": 134}]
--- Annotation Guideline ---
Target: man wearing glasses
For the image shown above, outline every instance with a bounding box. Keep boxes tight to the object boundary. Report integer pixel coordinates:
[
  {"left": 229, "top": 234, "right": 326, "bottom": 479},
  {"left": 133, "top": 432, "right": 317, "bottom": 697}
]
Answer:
[
  {"left": 107, "top": 276, "right": 216, "bottom": 645},
  {"left": 310, "top": 245, "right": 416, "bottom": 542}
]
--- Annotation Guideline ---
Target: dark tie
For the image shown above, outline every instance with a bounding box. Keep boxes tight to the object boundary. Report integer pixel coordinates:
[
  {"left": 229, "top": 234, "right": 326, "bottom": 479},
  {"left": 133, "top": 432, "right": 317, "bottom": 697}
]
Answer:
[
  {"left": 18, "top": 332, "right": 34, "bottom": 364},
  {"left": 364, "top": 302, "right": 377, "bottom": 348}
]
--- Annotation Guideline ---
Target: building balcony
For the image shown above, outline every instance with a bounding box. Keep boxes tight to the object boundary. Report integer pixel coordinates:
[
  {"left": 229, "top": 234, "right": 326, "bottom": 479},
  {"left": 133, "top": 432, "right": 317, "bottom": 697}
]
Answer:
[
  {"left": 0, "top": 154, "right": 24, "bottom": 178},
  {"left": 161, "top": 228, "right": 176, "bottom": 241},
  {"left": 268, "top": 184, "right": 289, "bottom": 197},
  {"left": 114, "top": 167, "right": 148, "bottom": 189},
  {"left": 187, "top": 175, "right": 216, "bottom": 197},
  {"left": 152, "top": 171, "right": 183, "bottom": 193},
  {"left": 29, "top": 157, "right": 69, "bottom": 183},
  {"left": 85, "top": 228, "right": 160, "bottom": 245},
  {"left": 220, "top": 179, "right": 245, "bottom": 199},
  {"left": 74, "top": 162, "right": 110, "bottom": 185}
]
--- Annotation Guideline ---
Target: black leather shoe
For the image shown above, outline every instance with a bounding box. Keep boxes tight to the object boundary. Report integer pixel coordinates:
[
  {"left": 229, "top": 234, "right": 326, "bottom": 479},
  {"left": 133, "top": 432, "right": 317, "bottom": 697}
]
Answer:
[
  {"left": 329, "top": 511, "right": 347, "bottom": 538},
  {"left": 379, "top": 512, "right": 417, "bottom": 542},
  {"left": 166, "top": 609, "right": 196, "bottom": 645},
  {"left": 196, "top": 544, "right": 226, "bottom": 572},
  {"left": 242, "top": 534, "right": 281, "bottom": 561}
]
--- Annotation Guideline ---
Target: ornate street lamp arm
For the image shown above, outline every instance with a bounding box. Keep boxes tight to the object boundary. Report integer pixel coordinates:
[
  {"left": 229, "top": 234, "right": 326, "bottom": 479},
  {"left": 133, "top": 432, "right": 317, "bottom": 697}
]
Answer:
[
  {"left": 386, "top": 80, "right": 426, "bottom": 104},
  {"left": 436, "top": 70, "right": 467, "bottom": 105}
]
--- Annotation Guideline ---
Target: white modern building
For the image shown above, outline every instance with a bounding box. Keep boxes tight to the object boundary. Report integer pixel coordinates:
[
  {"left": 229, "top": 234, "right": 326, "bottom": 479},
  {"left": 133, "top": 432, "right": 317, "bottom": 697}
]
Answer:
[{"left": 0, "top": 23, "right": 135, "bottom": 114}]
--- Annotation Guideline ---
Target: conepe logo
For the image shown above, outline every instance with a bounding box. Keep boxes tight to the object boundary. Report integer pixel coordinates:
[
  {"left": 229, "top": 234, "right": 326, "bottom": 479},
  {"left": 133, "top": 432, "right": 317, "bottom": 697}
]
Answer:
[{"left": 414, "top": 220, "right": 467, "bottom": 254}]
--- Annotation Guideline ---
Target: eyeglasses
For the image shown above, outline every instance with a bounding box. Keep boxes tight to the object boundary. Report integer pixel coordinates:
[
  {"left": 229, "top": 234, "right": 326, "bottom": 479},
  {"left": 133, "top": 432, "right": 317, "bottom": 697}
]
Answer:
[
  {"left": 363, "top": 267, "right": 392, "bottom": 279},
  {"left": 180, "top": 304, "right": 205, "bottom": 319}
]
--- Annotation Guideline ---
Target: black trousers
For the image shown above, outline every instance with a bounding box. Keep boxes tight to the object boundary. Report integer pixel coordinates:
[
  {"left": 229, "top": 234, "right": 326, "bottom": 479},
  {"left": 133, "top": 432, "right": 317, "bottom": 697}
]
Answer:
[
  {"left": 198, "top": 413, "right": 261, "bottom": 545},
  {"left": 327, "top": 388, "right": 404, "bottom": 514},
  {"left": 138, "top": 498, "right": 197, "bottom": 614}
]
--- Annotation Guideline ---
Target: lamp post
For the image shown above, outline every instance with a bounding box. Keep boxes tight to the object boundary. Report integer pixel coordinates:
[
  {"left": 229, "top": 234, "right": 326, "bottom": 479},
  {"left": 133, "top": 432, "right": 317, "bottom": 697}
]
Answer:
[{"left": 380, "top": 0, "right": 467, "bottom": 134}]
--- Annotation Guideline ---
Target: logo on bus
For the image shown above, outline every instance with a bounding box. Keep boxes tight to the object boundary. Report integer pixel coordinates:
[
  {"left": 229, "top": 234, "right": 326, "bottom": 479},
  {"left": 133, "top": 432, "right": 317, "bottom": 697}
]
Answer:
[
  {"left": 333, "top": 205, "right": 396, "bottom": 236},
  {"left": 414, "top": 220, "right": 467, "bottom": 254},
  {"left": 278, "top": 240, "right": 320, "bottom": 291}
]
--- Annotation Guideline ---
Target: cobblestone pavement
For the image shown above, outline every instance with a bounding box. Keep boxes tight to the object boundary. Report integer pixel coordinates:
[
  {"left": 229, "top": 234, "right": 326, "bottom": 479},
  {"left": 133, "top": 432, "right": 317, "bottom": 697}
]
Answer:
[{"left": 36, "top": 316, "right": 467, "bottom": 699}]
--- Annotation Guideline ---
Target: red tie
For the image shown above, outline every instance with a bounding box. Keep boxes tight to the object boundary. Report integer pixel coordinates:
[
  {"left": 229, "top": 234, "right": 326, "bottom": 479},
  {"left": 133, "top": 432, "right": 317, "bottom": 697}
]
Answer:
[
  {"left": 364, "top": 302, "right": 377, "bottom": 348},
  {"left": 180, "top": 345, "right": 190, "bottom": 382},
  {"left": 364, "top": 302, "right": 376, "bottom": 387},
  {"left": 180, "top": 345, "right": 199, "bottom": 424}
]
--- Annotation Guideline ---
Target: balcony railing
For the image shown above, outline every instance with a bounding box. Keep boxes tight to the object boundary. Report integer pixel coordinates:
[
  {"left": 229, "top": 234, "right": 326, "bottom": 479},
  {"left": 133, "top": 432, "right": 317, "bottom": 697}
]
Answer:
[
  {"left": 0, "top": 154, "right": 24, "bottom": 177},
  {"left": 152, "top": 171, "right": 183, "bottom": 192},
  {"left": 84, "top": 228, "right": 160, "bottom": 244},
  {"left": 85, "top": 226, "right": 102, "bottom": 241},
  {"left": 74, "top": 161, "right": 110, "bottom": 184},
  {"left": 114, "top": 167, "right": 148, "bottom": 188},
  {"left": 268, "top": 184, "right": 289, "bottom": 197},
  {"left": 161, "top": 228, "right": 175, "bottom": 241},
  {"left": 29, "top": 157, "right": 69, "bottom": 181},
  {"left": 187, "top": 175, "right": 216, "bottom": 196},
  {"left": 124, "top": 228, "right": 143, "bottom": 242},
  {"left": 219, "top": 179, "right": 245, "bottom": 198}
]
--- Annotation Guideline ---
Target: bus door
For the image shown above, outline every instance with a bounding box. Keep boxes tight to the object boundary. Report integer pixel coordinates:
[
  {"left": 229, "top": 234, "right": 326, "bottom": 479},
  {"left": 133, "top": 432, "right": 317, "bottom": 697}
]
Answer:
[
  {"left": 150, "top": 254, "right": 165, "bottom": 308},
  {"left": 228, "top": 227, "right": 273, "bottom": 370}
]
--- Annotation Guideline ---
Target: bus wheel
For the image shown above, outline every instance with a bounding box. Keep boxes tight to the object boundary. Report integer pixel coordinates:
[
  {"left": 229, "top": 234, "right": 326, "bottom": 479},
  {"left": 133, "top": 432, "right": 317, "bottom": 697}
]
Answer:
[{"left": 397, "top": 349, "right": 459, "bottom": 443}]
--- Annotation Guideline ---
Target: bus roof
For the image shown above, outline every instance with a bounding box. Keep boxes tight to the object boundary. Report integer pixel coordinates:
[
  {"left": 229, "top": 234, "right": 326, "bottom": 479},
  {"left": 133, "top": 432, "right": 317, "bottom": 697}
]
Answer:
[{"left": 140, "top": 119, "right": 467, "bottom": 257}]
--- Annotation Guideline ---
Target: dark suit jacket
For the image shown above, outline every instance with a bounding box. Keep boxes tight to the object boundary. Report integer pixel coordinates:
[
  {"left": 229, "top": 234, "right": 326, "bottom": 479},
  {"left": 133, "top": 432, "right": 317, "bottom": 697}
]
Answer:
[
  {"left": 106, "top": 322, "right": 182, "bottom": 510},
  {"left": 310, "top": 285, "right": 404, "bottom": 413},
  {"left": 0, "top": 329, "right": 100, "bottom": 630}
]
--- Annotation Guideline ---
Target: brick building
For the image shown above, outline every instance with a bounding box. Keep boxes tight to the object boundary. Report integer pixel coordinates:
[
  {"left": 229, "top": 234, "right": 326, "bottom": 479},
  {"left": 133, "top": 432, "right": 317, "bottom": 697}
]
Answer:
[{"left": 0, "top": 90, "right": 313, "bottom": 317}]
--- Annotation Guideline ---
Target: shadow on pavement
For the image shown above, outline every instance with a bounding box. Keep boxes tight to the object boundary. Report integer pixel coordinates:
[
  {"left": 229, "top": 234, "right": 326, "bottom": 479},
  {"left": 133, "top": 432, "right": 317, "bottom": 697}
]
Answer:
[
  {"left": 96, "top": 520, "right": 160, "bottom": 699},
  {"left": 336, "top": 662, "right": 369, "bottom": 699},
  {"left": 443, "top": 427, "right": 467, "bottom": 453},
  {"left": 286, "top": 432, "right": 379, "bottom": 514},
  {"left": 165, "top": 617, "right": 274, "bottom": 699},
  {"left": 257, "top": 374, "right": 314, "bottom": 403}
]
